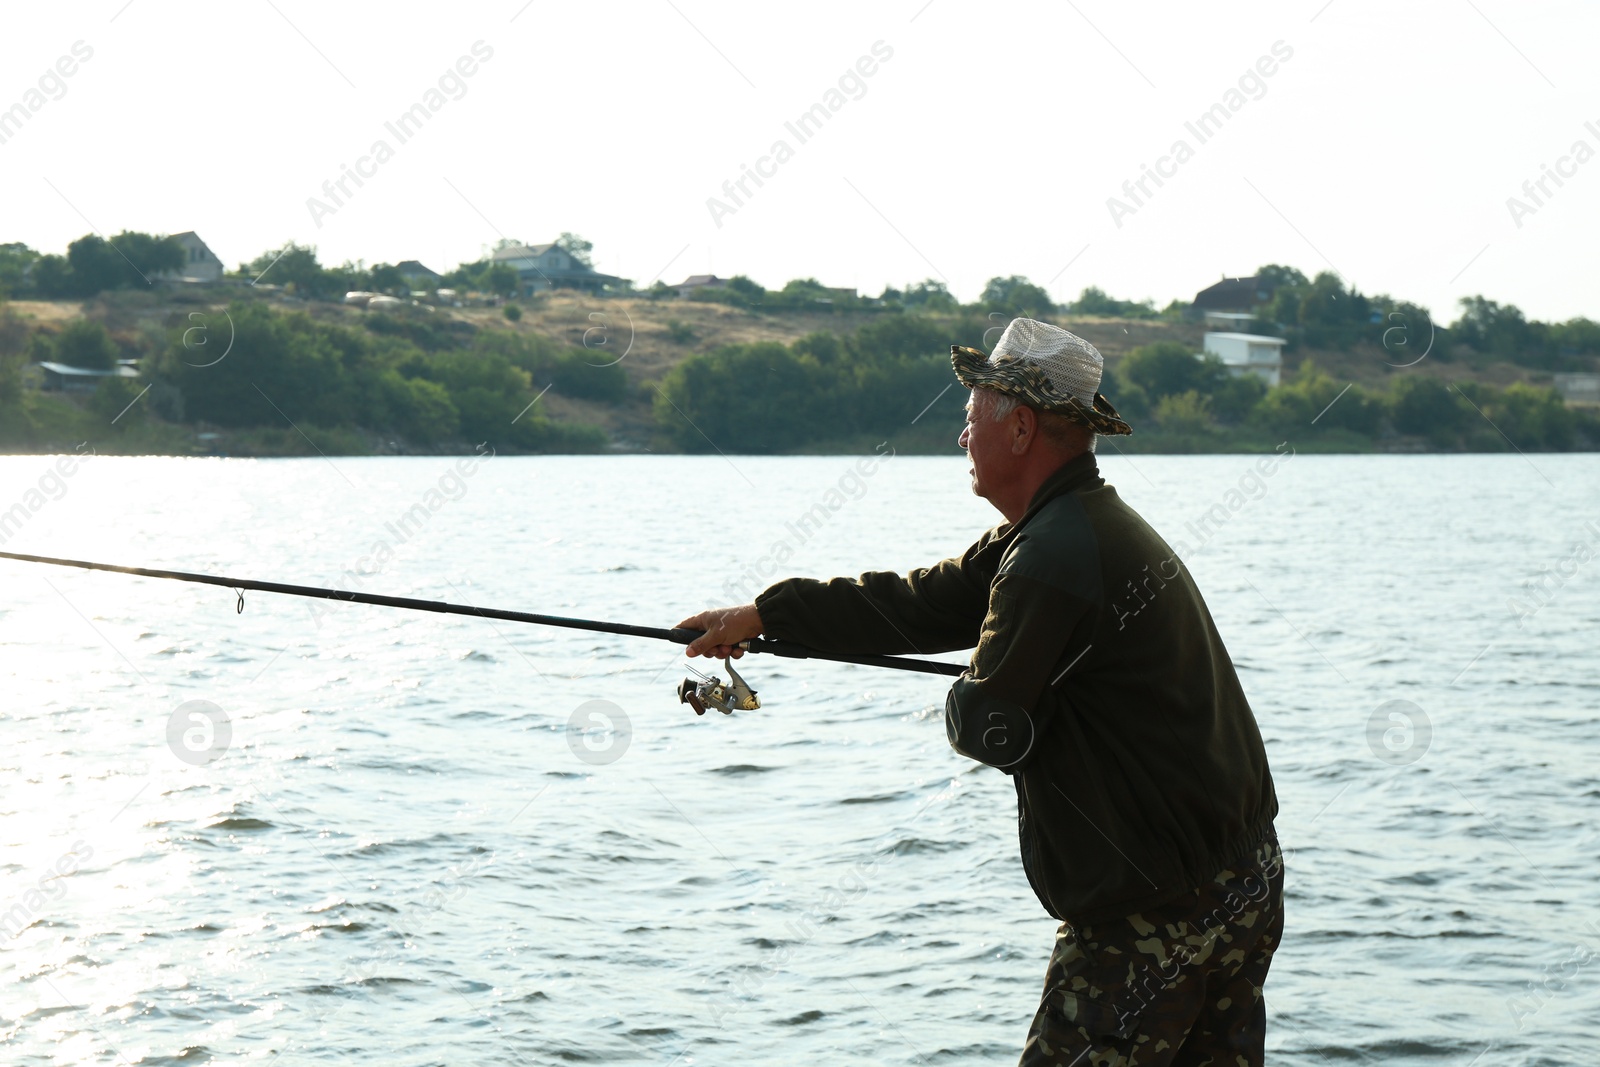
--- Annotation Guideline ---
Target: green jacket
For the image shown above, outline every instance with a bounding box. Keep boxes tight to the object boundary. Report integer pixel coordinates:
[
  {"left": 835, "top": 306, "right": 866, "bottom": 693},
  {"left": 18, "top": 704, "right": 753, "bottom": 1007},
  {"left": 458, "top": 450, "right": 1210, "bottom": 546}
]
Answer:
[{"left": 755, "top": 453, "right": 1278, "bottom": 924}]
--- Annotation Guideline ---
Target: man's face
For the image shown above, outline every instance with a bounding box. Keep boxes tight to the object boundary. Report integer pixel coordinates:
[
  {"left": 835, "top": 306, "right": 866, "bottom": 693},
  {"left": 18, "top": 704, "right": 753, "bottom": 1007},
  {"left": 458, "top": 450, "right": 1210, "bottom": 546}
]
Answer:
[{"left": 959, "top": 389, "right": 1011, "bottom": 502}]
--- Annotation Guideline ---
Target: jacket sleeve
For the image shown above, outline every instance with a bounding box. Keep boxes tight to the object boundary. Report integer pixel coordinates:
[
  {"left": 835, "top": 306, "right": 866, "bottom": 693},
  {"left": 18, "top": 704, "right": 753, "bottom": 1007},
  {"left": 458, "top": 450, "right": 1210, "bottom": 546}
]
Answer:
[
  {"left": 944, "top": 573, "right": 1092, "bottom": 773},
  {"left": 754, "top": 529, "right": 1004, "bottom": 656}
]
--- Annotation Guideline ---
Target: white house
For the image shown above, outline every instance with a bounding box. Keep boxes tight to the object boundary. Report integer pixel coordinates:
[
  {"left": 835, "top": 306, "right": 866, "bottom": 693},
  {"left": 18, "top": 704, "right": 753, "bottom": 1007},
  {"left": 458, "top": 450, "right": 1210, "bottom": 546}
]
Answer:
[
  {"left": 491, "top": 241, "right": 625, "bottom": 296},
  {"left": 1203, "top": 331, "right": 1286, "bottom": 387},
  {"left": 1554, "top": 373, "right": 1600, "bottom": 405},
  {"left": 1201, "top": 310, "right": 1256, "bottom": 331},
  {"left": 168, "top": 231, "right": 224, "bottom": 283}
]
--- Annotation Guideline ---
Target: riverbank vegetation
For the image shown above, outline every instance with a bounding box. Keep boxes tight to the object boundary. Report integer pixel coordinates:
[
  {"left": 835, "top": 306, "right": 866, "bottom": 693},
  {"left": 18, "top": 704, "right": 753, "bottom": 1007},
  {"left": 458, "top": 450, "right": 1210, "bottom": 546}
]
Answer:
[{"left": 1, "top": 233, "right": 1596, "bottom": 456}]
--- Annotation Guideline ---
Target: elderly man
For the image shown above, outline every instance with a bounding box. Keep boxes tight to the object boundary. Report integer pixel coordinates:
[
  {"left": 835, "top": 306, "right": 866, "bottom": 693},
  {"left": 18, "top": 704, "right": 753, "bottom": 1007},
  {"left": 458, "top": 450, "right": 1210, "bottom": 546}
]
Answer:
[{"left": 678, "top": 318, "right": 1282, "bottom": 1066}]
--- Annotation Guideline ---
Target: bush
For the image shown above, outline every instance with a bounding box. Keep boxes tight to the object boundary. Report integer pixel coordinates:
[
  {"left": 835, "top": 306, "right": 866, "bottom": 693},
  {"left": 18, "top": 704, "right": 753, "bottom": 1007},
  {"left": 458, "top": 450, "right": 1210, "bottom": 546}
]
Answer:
[
  {"left": 689, "top": 274, "right": 766, "bottom": 309},
  {"left": 1390, "top": 377, "right": 1467, "bottom": 439},
  {"left": 1120, "top": 342, "right": 1225, "bottom": 400},
  {"left": 1153, "top": 391, "right": 1212, "bottom": 434},
  {"left": 55, "top": 319, "right": 119, "bottom": 369},
  {"left": 655, "top": 342, "right": 825, "bottom": 452},
  {"left": 653, "top": 312, "right": 997, "bottom": 452},
  {"left": 0, "top": 305, "right": 30, "bottom": 405},
  {"left": 470, "top": 330, "right": 627, "bottom": 403},
  {"left": 503, "top": 303, "right": 523, "bottom": 322},
  {"left": 1252, "top": 361, "right": 1378, "bottom": 434},
  {"left": 1209, "top": 374, "right": 1267, "bottom": 425},
  {"left": 1479, "top": 382, "right": 1573, "bottom": 449},
  {"left": 379, "top": 372, "right": 458, "bottom": 444},
  {"left": 363, "top": 309, "right": 476, "bottom": 351},
  {"left": 89, "top": 376, "right": 143, "bottom": 425}
]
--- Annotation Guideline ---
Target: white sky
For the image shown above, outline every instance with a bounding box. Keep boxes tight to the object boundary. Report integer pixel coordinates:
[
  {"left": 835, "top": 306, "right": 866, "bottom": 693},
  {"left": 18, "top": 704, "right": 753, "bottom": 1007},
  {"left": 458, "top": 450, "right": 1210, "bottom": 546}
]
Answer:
[{"left": 3, "top": 0, "right": 1597, "bottom": 322}]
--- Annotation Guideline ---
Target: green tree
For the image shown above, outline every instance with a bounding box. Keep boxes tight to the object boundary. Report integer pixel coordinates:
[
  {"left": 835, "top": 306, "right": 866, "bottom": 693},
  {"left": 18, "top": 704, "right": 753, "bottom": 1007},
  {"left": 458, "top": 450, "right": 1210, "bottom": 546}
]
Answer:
[
  {"left": 55, "top": 319, "right": 119, "bottom": 369},
  {"left": 981, "top": 275, "right": 1054, "bottom": 316},
  {"left": 1390, "top": 376, "right": 1467, "bottom": 440},
  {"left": 116, "top": 231, "right": 185, "bottom": 282},
  {"left": 1208, "top": 374, "right": 1267, "bottom": 425},
  {"left": 767, "top": 278, "right": 852, "bottom": 310},
  {"left": 1071, "top": 286, "right": 1157, "bottom": 318},
  {"left": 30, "top": 255, "right": 74, "bottom": 297},
  {"left": 556, "top": 232, "right": 594, "bottom": 267},
  {"left": 64, "top": 237, "right": 123, "bottom": 295},
  {"left": 468, "top": 329, "right": 626, "bottom": 403},
  {"left": 653, "top": 312, "right": 990, "bottom": 451},
  {"left": 902, "top": 279, "right": 957, "bottom": 311},
  {"left": 1450, "top": 296, "right": 1547, "bottom": 365},
  {"left": 1252, "top": 361, "right": 1376, "bottom": 433},
  {"left": 1153, "top": 390, "right": 1212, "bottom": 434},
  {"left": 1549, "top": 317, "right": 1600, "bottom": 356},
  {"left": 1121, "top": 342, "right": 1225, "bottom": 400},
  {"left": 690, "top": 274, "right": 766, "bottom": 309},
  {"left": 245, "top": 242, "right": 366, "bottom": 299},
  {"left": 370, "top": 262, "right": 407, "bottom": 294},
  {"left": 0, "top": 243, "right": 39, "bottom": 297},
  {"left": 1294, "top": 271, "right": 1370, "bottom": 341},
  {"left": 655, "top": 342, "right": 827, "bottom": 452},
  {"left": 377, "top": 371, "right": 458, "bottom": 444},
  {"left": 792, "top": 331, "right": 844, "bottom": 364},
  {"left": 482, "top": 262, "right": 519, "bottom": 297},
  {"left": 90, "top": 376, "right": 143, "bottom": 425},
  {"left": 0, "top": 304, "right": 29, "bottom": 405},
  {"left": 1483, "top": 382, "right": 1573, "bottom": 449},
  {"left": 415, "top": 348, "right": 539, "bottom": 444},
  {"left": 166, "top": 302, "right": 354, "bottom": 426},
  {"left": 1254, "top": 264, "right": 1307, "bottom": 297},
  {"left": 440, "top": 257, "right": 487, "bottom": 290},
  {"left": 61, "top": 232, "right": 182, "bottom": 295}
]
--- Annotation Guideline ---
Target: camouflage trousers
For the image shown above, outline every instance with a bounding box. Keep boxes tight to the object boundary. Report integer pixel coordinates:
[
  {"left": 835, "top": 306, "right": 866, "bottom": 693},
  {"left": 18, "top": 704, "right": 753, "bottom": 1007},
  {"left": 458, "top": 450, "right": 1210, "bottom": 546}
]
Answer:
[{"left": 1019, "top": 833, "right": 1285, "bottom": 1067}]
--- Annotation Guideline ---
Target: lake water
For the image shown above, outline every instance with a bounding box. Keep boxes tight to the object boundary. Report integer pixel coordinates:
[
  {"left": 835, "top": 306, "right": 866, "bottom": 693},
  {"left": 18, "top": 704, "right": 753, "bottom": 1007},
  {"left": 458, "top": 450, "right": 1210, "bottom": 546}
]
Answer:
[{"left": 2, "top": 449, "right": 1597, "bottom": 1066}]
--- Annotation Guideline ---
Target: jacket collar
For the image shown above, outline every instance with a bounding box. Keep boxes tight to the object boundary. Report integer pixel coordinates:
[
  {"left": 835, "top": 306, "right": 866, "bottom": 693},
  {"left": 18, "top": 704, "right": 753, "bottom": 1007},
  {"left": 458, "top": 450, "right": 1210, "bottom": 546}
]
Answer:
[{"left": 1017, "top": 452, "right": 1104, "bottom": 527}]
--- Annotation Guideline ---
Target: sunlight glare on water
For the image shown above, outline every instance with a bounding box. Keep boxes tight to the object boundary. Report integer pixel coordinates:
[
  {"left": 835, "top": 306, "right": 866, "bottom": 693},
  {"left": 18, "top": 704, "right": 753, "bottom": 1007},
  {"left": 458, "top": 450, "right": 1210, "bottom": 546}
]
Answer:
[{"left": 1, "top": 451, "right": 1597, "bottom": 1065}]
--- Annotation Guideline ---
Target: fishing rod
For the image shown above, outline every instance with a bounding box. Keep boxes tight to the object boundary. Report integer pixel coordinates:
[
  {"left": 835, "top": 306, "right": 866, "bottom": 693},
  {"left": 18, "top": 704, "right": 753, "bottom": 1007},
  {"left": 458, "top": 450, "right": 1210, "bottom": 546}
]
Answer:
[{"left": 0, "top": 551, "right": 964, "bottom": 714}]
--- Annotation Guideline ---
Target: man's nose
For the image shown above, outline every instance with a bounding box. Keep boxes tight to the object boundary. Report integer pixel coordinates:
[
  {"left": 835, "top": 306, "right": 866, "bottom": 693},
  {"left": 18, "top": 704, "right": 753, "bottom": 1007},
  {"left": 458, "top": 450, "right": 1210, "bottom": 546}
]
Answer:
[{"left": 958, "top": 425, "right": 969, "bottom": 449}]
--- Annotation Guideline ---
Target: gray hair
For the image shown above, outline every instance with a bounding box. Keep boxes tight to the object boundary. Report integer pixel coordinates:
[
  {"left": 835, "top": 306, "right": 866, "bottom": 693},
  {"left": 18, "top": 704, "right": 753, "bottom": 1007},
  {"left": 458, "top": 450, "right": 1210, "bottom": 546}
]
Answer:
[
  {"left": 978, "top": 388, "right": 1020, "bottom": 422},
  {"left": 974, "top": 388, "right": 1097, "bottom": 453}
]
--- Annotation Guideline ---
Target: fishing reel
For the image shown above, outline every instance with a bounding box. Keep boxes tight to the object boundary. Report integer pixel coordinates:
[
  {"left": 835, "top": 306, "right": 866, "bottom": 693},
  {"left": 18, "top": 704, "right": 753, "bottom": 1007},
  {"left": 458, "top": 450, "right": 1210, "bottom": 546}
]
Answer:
[{"left": 678, "top": 658, "right": 760, "bottom": 716}]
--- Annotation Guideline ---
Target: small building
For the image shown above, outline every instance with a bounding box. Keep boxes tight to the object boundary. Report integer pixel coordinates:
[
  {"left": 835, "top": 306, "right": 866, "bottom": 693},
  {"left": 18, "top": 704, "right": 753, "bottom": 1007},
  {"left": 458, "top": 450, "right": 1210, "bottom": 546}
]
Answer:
[
  {"left": 491, "top": 241, "right": 626, "bottom": 296},
  {"left": 167, "top": 231, "right": 225, "bottom": 283},
  {"left": 36, "top": 360, "right": 139, "bottom": 393},
  {"left": 1554, "top": 373, "right": 1600, "bottom": 405},
  {"left": 1201, "top": 310, "right": 1256, "bottom": 331},
  {"left": 673, "top": 274, "right": 727, "bottom": 298},
  {"left": 1203, "top": 332, "right": 1286, "bottom": 387},
  {"left": 395, "top": 260, "right": 442, "bottom": 288},
  {"left": 1193, "top": 275, "right": 1274, "bottom": 312}
]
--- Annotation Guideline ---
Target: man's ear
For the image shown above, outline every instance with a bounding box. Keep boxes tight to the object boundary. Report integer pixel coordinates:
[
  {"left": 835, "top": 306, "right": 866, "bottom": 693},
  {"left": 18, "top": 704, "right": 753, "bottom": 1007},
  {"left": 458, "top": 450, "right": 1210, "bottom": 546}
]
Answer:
[{"left": 1011, "top": 405, "right": 1037, "bottom": 454}]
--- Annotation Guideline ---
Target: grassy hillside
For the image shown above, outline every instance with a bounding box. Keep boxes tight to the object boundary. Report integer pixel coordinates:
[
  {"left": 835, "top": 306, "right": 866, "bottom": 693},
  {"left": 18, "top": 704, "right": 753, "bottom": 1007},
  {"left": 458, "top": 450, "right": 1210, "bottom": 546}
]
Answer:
[{"left": 1, "top": 288, "right": 1594, "bottom": 456}]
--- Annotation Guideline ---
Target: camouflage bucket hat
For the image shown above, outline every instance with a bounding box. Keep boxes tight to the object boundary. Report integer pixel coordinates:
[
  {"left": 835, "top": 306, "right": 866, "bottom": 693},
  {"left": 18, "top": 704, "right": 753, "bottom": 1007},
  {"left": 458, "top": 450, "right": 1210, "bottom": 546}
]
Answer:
[{"left": 951, "top": 317, "right": 1133, "bottom": 436}]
